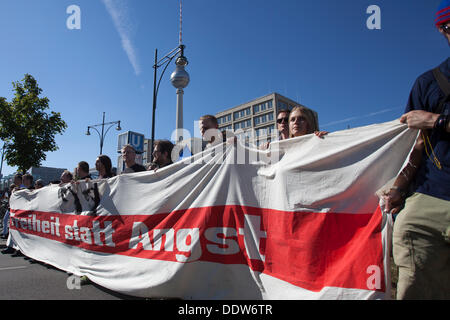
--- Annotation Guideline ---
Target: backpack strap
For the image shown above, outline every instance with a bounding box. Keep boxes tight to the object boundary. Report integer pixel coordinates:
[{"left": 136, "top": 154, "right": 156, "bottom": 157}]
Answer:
[{"left": 432, "top": 67, "right": 450, "bottom": 114}]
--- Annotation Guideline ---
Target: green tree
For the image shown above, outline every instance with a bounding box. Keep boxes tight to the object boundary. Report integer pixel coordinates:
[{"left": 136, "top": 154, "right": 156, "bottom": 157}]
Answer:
[{"left": 0, "top": 74, "right": 67, "bottom": 173}]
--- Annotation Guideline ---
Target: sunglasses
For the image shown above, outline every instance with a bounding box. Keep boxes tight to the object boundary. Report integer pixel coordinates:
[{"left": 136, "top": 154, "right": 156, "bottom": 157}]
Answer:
[
  {"left": 277, "top": 117, "right": 289, "bottom": 124},
  {"left": 441, "top": 24, "right": 450, "bottom": 35}
]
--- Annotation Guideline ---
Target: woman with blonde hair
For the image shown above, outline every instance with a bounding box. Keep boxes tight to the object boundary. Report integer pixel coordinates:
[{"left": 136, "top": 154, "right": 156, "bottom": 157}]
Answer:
[{"left": 289, "top": 105, "right": 328, "bottom": 138}]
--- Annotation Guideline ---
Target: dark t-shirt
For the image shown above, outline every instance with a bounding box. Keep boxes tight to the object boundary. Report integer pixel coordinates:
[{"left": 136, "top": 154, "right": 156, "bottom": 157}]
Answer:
[
  {"left": 405, "top": 58, "right": 450, "bottom": 201},
  {"left": 130, "top": 163, "right": 147, "bottom": 172}
]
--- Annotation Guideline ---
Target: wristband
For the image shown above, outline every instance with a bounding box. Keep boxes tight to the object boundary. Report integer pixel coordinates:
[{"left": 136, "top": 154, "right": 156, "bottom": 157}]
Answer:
[{"left": 433, "top": 113, "right": 449, "bottom": 132}]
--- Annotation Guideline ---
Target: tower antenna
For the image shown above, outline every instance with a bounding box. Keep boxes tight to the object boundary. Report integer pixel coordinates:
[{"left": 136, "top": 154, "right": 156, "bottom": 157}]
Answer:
[{"left": 179, "top": 0, "right": 183, "bottom": 46}]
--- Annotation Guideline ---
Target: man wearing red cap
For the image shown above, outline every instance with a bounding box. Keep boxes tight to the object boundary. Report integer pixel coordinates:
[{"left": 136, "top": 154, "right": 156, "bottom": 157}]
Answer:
[{"left": 385, "top": 0, "right": 450, "bottom": 300}]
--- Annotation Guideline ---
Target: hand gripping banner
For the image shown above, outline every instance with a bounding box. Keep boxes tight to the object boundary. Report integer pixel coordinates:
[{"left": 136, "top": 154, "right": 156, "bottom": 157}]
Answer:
[{"left": 8, "top": 120, "right": 417, "bottom": 299}]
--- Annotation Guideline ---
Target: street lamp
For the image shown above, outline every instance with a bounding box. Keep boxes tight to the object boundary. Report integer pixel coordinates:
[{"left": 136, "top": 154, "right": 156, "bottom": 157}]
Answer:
[
  {"left": 150, "top": 44, "right": 189, "bottom": 162},
  {"left": 86, "top": 112, "right": 122, "bottom": 155},
  {"left": 0, "top": 142, "right": 7, "bottom": 180}
]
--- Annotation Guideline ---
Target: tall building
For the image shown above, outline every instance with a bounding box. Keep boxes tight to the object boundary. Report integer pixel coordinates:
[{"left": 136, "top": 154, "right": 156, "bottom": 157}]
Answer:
[
  {"left": 30, "top": 166, "right": 67, "bottom": 185},
  {"left": 215, "top": 92, "right": 307, "bottom": 147}
]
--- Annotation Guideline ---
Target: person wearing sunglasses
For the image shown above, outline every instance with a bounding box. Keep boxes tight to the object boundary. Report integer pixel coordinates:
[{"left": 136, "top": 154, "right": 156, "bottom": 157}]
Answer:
[
  {"left": 384, "top": 0, "right": 450, "bottom": 300},
  {"left": 259, "top": 109, "right": 291, "bottom": 150},
  {"left": 276, "top": 109, "right": 291, "bottom": 141}
]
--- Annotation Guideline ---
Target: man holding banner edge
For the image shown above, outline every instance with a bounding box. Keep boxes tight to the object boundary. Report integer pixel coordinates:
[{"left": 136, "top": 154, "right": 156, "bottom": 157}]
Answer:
[{"left": 385, "top": 0, "right": 450, "bottom": 300}]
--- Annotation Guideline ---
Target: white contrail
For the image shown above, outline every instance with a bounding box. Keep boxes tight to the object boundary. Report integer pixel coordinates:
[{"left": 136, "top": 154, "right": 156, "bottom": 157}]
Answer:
[
  {"left": 321, "top": 106, "right": 403, "bottom": 128},
  {"left": 101, "top": 0, "right": 141, "bottom": 75}
]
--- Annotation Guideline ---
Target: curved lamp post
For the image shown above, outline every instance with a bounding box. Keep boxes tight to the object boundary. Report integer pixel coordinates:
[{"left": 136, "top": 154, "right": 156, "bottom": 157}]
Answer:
[
  {"left": 86, "top": 112, "right": 122, "bottom": 155},
  {"left": 150, "top": 44, "right": 189, "bottom": 162},
  {"left": 0, "top": 141, "right": 7, "bottom": 180}
]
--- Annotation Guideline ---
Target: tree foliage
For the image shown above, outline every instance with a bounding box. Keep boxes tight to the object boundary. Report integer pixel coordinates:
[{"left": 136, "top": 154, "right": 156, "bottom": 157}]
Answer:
[{"left": 0, "top": 74, "right": 67, "bottom": 173}]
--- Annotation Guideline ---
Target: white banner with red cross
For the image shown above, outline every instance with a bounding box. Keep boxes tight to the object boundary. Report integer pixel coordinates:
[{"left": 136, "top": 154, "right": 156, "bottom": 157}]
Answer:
[{"left": 8, "top": 120, "right": 417, "bottom": 299}]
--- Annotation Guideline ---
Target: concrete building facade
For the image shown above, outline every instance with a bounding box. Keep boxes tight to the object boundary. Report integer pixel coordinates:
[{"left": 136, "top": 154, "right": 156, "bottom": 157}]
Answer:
[
  {"left": 214, "top": 92, "right": 306, "bottom": 147},
  {"left": 30, "top": 166, "right": 67, "bottom": 185}
]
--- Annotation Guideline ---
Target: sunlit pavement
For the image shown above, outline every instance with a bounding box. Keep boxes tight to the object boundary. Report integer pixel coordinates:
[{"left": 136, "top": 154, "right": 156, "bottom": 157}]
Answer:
[{"left": 0, "top": 238, "right": 141, "bottom": 300}]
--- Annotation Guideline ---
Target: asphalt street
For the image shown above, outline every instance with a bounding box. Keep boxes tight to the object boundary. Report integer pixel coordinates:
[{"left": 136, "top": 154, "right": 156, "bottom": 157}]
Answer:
[{"left": 0, "top": 238, "right": 141, "bottom": 300}]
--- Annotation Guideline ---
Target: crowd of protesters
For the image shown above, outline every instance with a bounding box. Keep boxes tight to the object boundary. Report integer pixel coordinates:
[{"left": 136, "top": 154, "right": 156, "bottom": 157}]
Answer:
[{"left": 1, "top": 0, "right": 449, "bottom": 300}]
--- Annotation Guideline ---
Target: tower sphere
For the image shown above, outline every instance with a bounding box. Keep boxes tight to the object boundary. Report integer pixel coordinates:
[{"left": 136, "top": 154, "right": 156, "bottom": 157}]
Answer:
[{"left": 170, "top": 56, "right": 190, "bottom": 89}]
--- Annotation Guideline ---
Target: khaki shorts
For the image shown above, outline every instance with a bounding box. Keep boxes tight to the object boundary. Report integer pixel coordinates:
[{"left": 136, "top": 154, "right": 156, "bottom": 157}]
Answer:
[{"left": 393, "top": 192, "right": 450, "bottom": 299}]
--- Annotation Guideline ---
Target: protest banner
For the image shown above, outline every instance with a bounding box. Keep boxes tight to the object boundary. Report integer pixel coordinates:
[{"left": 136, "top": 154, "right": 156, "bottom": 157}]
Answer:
[{"left": 9, "top": 120, "right": 417, "bottom": 299}]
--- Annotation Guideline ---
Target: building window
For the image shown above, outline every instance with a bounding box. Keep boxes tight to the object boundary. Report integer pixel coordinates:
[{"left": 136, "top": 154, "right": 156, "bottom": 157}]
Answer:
[
  {"left": 277, "top": 101, "right": 289, "bottom": 111},
  {"left": 220, "top": 124, "right": 232, "bottom": 131},
  {"left": 253, "top": 100, "right": 273, "bottom": 114},
  {"left": 218, "top": 114, "right": 232, "bottom": 125},
  {"left": 234, "top": 119, "right": 252, "bottom": 131},
  {"left": 254, "top": 112, "right": 274, "bottom": 127},
  {"left": 234, "top": 107, "right": 251, "bottom": 121},
  {"left": 255, "top": 124, "right": 275, "bottom": 137}
]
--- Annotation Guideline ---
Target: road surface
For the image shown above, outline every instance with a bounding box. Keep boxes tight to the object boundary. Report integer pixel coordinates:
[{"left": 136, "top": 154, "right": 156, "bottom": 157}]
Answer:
[{"left": 0, "top": 238, "right": 142, "bottom": 300}]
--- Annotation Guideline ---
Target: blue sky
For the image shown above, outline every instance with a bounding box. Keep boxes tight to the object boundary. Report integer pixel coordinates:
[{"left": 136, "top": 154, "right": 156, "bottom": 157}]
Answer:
[{"left": 0, "top": 0, "right": 448, "bottom": 177}]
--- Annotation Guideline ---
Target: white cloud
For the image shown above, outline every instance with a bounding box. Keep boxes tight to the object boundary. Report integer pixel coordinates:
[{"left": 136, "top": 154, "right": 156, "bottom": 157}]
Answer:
[{"left": 101, "top": 0, "right": 141, "bottom": 75}]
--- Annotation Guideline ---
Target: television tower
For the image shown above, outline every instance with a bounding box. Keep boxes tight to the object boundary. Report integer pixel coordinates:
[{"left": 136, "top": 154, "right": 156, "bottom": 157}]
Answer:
[{"left": 170, "top": 0, "right": 190, "bottom": 142}]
